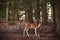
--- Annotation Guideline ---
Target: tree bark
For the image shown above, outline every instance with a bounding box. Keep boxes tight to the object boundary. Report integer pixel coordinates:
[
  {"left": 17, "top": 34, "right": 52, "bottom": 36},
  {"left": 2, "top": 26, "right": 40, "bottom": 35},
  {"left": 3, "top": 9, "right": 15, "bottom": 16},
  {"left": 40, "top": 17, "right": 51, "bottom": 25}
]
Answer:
[
  {"left": 51, "top": 0, "right": 57, "bottom": 32},
  {"left": 5, "top": 0, "right": 9, "bottom": 23},
  {"left": 42, "top": 0, "right": 48, "bottom": 26},
  {"left": 12, "top": 0, "right": 18, "bottom": 23},
  {"left": 35, "top": 0, "right": 40, "bottom": 20},
  {"left": 55, "top": 0, "right": 60, "bottom": 35},
  {"left": 25, "top": 0, "right": 34, "bottom": 23}
]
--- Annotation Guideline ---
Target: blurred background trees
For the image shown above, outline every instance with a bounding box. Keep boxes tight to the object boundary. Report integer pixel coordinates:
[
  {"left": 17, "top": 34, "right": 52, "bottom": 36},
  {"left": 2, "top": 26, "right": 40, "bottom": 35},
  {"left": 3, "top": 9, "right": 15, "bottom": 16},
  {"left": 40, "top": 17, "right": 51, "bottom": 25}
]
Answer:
[{"left": 0, "top": 0, "right": 57, "bottom": 26}]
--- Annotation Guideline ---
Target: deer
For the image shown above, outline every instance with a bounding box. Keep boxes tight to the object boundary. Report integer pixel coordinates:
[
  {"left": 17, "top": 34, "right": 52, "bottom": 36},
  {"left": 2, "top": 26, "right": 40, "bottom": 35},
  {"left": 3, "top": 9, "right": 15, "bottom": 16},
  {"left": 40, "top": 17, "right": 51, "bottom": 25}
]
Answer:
[{"left": 23, "top": 19, "right": 42, "bottom": 37}]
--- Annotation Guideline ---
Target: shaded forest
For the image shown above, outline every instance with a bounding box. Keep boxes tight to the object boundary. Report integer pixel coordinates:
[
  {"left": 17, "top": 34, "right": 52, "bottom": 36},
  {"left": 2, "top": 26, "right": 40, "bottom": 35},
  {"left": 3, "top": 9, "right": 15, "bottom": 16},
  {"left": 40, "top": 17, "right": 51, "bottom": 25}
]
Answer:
[
  {"left": 0, "top": 0, "right": 60, "bottom": 40},
  {"left": 0, "top": 0, "right": 54, "bottom": 25}
]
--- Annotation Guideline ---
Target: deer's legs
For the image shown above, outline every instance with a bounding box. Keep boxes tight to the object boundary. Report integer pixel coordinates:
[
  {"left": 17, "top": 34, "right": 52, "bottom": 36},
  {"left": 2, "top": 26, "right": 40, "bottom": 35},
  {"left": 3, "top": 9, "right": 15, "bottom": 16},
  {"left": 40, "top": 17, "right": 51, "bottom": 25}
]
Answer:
[
  {"left": 23, "top": 28, "right": 26, "bottom": 36},
  {"left": 34, "top": 28, "right": 37, "bottom": 36},
  {"left": 23, "top": 28, "right": 29, "bottom": 36},
  {"left": 26, "top": 28, "right": 29, "bottom": 36}
]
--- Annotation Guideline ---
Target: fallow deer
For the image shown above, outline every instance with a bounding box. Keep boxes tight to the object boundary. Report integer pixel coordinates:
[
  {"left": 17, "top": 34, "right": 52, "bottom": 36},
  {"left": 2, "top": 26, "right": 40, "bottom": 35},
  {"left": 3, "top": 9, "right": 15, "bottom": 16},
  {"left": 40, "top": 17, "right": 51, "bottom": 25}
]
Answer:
[{"left": 23, "top": 19, "right": 42, "bottom": 36}]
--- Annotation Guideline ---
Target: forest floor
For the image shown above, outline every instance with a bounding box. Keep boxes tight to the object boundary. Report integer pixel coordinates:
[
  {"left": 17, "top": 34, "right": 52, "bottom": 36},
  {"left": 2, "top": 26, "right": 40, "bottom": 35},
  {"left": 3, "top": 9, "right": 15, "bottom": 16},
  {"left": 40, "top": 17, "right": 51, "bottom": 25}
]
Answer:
[{"left": 0, "top": 24, "right": 60, "bottom": 40}]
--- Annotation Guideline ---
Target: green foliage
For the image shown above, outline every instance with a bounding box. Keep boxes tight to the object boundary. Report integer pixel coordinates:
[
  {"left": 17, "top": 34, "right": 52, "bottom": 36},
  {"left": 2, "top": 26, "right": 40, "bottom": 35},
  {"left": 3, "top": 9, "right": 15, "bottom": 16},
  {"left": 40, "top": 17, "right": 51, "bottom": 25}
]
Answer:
[
  {"left": 0, "top": 0, "right": 52, "bottom": 20},
  {"left": 0, "top": 0, "right": 6, "bottom": 19},
  {"left": 0, "top": 3, "right": 6, "bottom": 19},
  {"left": 0, "top": 11, "right": 6, "bottom": 19},
  {"left": 47, "top": 0, "right": 50, "bottom": 3}
]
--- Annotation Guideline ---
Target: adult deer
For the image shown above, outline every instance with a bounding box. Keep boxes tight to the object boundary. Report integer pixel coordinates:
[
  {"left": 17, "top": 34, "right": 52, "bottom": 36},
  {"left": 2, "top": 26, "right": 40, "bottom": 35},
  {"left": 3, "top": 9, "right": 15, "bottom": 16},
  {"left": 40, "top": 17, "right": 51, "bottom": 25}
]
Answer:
[{"left": 23, "top": 19, "right": 42, "bottom": 36}]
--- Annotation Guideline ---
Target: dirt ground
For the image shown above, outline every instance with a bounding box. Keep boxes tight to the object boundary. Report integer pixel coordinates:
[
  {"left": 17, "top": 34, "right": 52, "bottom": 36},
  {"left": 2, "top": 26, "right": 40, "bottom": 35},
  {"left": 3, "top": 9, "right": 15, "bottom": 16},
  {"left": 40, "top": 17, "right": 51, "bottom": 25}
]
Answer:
[{"left": 0, "top": 23, "right": 60, "bottom": 40}]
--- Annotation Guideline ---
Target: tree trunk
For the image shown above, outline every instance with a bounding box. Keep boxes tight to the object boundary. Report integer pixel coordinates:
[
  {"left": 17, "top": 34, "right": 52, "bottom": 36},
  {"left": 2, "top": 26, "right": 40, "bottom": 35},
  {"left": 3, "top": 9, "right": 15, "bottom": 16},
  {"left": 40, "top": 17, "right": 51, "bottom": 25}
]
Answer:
[
  {"left": 42, "top": 0, "right": 48, "bottom": 26},
  {"left": 25, "top": 8, "right": 28, "bottom": 21},
  {"left": 51, "top": 0, "right": 57, "bottom": 32},
  {"left": 25, "top": 0, "right": 33, "bottom": 23},
  {"left": 28, "top": 7, "right": 33, "bottom": 23},
  {"left": 17, "top": 8, "right": 20, "bottom": 20},
  {"left": 35, "top": 0, "right": 40, "bottom": 20},
  {"left": 5, "top": 0, "right": 9, "bottom": 25},
  {"left": 55, "top": 0, "right": 60, "bottom": 35},
  {"left": 12, "top": 0, "right": 17, "bottom": 23}
]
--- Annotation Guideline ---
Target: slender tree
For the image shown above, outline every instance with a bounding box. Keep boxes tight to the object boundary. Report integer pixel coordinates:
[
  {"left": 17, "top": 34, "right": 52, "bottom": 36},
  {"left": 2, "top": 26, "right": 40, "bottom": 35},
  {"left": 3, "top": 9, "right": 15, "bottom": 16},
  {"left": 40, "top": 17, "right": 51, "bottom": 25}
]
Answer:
[
  {"left": 12, "top": 0, "right": 18, "bottom": 23},
  {"left": 24, "top": 0, "right": 34, "bottom": 23},
  {"left": 50, "top": 0, "right": 57, "bottom": 31},
  {"left": 42, "top": 0, "right": 48, "bottom": 26},
  {"left": 55, "top": 0, "right": 60, "bottom": 35},
  {"left": 35, "top": 0, "right": 40, "bottom": 20},
  {"left": 5, "top": 0, "right": 9, "bottom": 23},
  {"left": 0, "top": 0, "right": 6, "bottom": 19}
]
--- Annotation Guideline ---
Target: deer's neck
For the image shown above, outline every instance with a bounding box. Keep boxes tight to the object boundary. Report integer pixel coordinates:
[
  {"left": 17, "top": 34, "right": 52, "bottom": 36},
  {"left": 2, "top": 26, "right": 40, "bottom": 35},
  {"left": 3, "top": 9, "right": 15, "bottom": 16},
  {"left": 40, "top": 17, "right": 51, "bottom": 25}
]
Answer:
[{"left": 38, "top": 23, "right": 41, "bottom": 28}]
